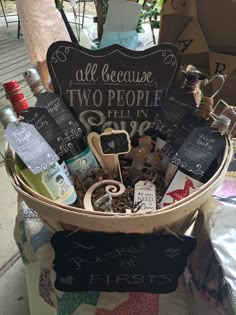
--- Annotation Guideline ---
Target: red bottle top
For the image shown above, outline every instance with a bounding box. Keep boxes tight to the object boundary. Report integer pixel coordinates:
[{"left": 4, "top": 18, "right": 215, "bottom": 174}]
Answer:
[{"left": 3, "top": 80, "right": 29, "bottom": 115}]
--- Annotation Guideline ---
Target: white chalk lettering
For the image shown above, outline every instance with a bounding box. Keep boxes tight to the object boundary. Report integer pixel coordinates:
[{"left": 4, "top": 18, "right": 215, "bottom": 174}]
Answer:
[{"left": 75, "top": 63, "right": 98, "bottom": 83}]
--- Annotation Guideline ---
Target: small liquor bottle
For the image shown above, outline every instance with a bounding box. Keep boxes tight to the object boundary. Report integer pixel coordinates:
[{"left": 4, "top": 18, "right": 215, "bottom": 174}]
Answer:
[
  {"left": 3, "top": 80, "right": 29, "bottom": 115},
  {"left": 0, "top": 106, "right": 77, "bottom": 206}
]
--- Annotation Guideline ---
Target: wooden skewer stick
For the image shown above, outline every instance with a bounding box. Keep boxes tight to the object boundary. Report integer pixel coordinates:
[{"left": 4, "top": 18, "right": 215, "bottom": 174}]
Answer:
[{"left": 87, "top": 132, "right": 118, "bottom": 172}]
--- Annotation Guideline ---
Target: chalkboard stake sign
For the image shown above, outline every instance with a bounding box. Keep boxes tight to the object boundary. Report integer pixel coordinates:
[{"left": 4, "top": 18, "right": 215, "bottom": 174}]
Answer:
[
  {"left": 99, "top": 129, "right": 131, "bottom": 183},
  {"left": 87, "top": 132, "right": 119, "bottom": 172}
]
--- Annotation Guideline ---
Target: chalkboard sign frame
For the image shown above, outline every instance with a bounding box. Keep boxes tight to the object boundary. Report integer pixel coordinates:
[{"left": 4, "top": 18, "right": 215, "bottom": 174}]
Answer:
[
  {"left": 99, "top": 129, "right": 131, "bottom": 155},
  {"left": 51, "top": 231, "right": 197, "bottom": 293},
  {"left": 47, "top": 41, "right": 181, "bottom": 144}
]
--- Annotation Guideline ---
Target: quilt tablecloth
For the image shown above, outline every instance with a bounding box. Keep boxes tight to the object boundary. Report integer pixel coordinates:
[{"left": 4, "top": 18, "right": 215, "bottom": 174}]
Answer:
[{"left": 14, "top": 172, "right": 236, "bottom": 314}]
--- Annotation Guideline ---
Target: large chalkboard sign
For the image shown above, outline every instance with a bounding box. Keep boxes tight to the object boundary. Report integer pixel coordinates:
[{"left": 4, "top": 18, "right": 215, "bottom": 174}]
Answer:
[
  {"left": 51, "top": 231, "right": 196, "bottom": 293},
  {"left": 47, "top": 42, "right": 181, "bottom": 144}
]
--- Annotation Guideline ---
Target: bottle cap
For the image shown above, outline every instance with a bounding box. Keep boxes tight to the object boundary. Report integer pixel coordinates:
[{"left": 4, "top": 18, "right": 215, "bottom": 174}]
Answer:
[
  {"left": 3, "top": 80, "right": 29, "bottom": 115},
  {"left": 184, "top": 72, "right": 200, "bottom": 90},
  {"left": 0, "top": 106, "right": 17, "bottom": 128},
  {"left": 212, "top": 115, "right": 231, "bottom": 134},
  {"left": 23, "top": 68, "right": 46, "bottom": 96},
  {"left": 186, "top": 65, "right": 207, "bottom": 80}
]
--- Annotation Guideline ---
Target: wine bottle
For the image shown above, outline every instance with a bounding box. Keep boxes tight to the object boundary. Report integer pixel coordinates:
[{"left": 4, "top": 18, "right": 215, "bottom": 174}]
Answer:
[
  {"left": 23, "top": 68, "right": 82, "bottom": 140},
  {"left": 1, "top": 106, "right": 77, "bottom": 206},
  {"left": 155, "top": 71, "right": 200, "bottom": 141},
  {"left": 160, "top": 116, "right": 230, "bottom": 208},
  {"left": 23, "top": 68, "right": 99, "bottom": 178},
  {"left": 146, "top": 72, "right": 201, "bottom": 174}
]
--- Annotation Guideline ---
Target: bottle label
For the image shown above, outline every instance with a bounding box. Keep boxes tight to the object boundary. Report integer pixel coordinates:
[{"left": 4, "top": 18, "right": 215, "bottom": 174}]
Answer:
[
  {"left": 36, "top": 93, "right": 82, "bottom": 139},
  {"left": 41, "top": 163, "right": 77, "bottom": 205},
  {"left": 171, "top": 126, "right": 226, "bottom": 180},
  {"left": 59, "top": 160, "right": 71, "bottom": 180},
  {"left": 5, "top": 122, "right": 58, "bottom": 174},
  {"left": 65, "top": 147, "right": 98, "bottom": 178},
  {"left": 20, "top": 107, "right": 70, "bottom": 157},
  {"left": 160, "top": 170, "right": 203, "bottom": 208}
]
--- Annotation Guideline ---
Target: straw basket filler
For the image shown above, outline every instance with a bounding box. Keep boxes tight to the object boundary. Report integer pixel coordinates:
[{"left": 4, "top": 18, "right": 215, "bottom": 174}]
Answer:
[{"left": 5, "top": 136, "right": 233, "bottom": 234}]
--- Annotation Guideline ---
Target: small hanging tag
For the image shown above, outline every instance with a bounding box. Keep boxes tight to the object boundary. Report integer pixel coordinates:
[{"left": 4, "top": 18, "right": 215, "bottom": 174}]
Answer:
[
  {"left": 134, "top": 180, "right": 156, "bottom": 211},
  {"left": 5, "top": 122, "right": 58, "bottom": 174}
]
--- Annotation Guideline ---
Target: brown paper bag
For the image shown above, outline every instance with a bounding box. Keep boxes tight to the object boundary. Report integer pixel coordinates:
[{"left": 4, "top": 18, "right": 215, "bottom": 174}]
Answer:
[
  {"left": 176, "top": 18, "right": 208, "bottom": 54},
  {"left": 161, "top": 0, "right": 197, "bottom": 17},
  {"left": 174, "top": 18, "right": 209, "bottom": 68},
  {"left": 160, "top": 0, "right": 236, "bottom": 54},
  {"left": 159, "top": 15, "right": 191, "bottom": 44},
  {"left": 195, "top": 0, "right": 236, "bottom": 53}
]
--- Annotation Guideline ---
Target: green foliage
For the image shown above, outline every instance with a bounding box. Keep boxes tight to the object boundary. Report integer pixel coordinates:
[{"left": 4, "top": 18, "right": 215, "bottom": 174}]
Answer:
[{"left": 137, "top": 0, "right": 161, "bottom": 33}]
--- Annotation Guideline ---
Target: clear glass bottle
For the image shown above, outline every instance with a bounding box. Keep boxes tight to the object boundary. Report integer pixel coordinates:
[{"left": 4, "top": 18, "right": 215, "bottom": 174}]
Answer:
[{"left": 0, "top": 106, "right": 77, "bottom": 206}]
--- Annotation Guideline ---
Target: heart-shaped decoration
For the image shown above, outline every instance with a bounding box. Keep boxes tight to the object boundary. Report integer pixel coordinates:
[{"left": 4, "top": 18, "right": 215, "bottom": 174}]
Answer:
[
  {"left": 108, "top": 140, "right": 115, "bottom": 149},
  {"left": 164, "top": 248, "right": 181, "bottom": 259}
]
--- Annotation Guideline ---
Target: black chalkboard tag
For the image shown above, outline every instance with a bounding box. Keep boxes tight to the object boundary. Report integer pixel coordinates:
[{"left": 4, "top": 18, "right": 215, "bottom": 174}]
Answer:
[
  {"left": 99, "top": 130, "right": 131, "bottom": 155},
  {"left": 171, "top": 126, "right": 226, "bottom": 179},
  {"left": 166, "top": 114, "right": 208, "bottom": 157},
  {"left": 151, "top": 88, "right": 197, "bottom": 141},
  {"left": 47, "top": 41, "right": 181, "bottom": 144},
  {"left": 20, "top": 107, "right": 71, "bottom": 157},
  {"left": 51, "top": 231, "right": 197, "bottom": 293},
  {"left": 4, "top": 122, "right": 58, "bottom": 174},
  {"left": 35, "top": 92, "right": 82, "bottom": 139}
]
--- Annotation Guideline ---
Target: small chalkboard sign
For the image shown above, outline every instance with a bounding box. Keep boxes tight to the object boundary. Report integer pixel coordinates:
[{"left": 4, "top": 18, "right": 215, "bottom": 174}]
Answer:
[
  {"left": 100, "top": 130, "right": 131, "bottom": 155},
  {"left": 51, "top": 231, "right": 196, "bottom": 293},
  {"left": 47, "top": 42, "right": 181, "bottom": 144},
  {"left": 171, "top": 126, "right": 226, "bottom": 178}
]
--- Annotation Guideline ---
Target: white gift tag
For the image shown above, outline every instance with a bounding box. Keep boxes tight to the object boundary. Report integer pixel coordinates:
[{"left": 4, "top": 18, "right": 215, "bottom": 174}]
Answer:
[
  {"left": 5, "top": 122, "right": 58, "bottom": 174},
  {"left": 134, "top": 180, "right": 156, "bottom": 211}
]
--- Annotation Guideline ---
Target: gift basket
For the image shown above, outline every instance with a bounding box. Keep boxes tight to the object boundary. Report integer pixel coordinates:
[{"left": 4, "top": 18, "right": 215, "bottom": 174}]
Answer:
[
  {"left": 5, "top": 137, "right": 232, "bottom": 234},
  {"left": 2, "top": 41, "right": 234, "bottom": 235}
]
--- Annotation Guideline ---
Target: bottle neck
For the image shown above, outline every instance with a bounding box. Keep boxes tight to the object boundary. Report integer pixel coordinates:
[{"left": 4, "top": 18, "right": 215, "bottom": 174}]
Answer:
[
  {"left": 183, "top": 73, "right": 199, "bottom": 91},
  {"left": 23, "top": 68, "right": 47, "bottom": 97},
  {"left": 30, "top": 80, "right": 47, "bottom": 97},
  {"left": 3, "top": 80, "right": 29, "bottom": 115},
  {"left": 0, "top": 106, "right": 17, "bottom": 129}
]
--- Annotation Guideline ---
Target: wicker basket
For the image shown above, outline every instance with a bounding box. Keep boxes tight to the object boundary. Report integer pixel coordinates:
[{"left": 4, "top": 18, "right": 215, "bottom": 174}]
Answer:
[{"left": 5, "top": 137, "right": 233, "bottom": 234}]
